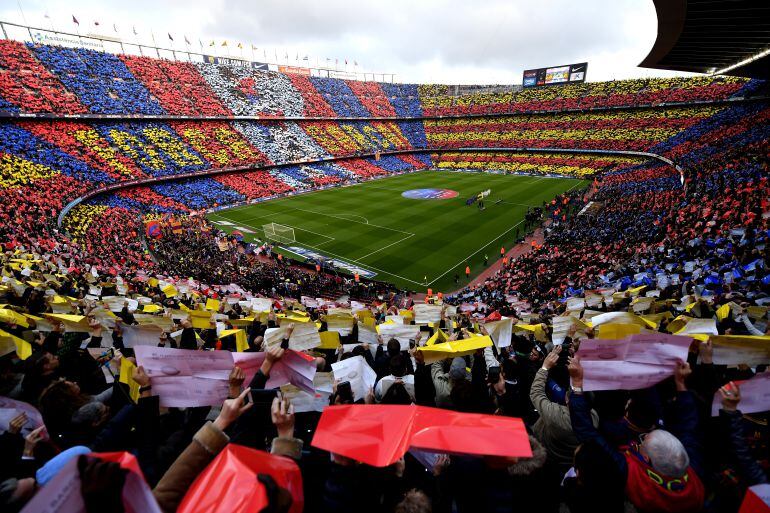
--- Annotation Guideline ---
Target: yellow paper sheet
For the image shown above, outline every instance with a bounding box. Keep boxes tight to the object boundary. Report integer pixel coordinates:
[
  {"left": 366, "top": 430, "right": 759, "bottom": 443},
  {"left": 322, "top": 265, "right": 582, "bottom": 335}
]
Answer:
[
  {"left": 119, "top": 358, "right": 141, "bottom": 403},
  {"left": 419, "top": 336, "right": 492, "bottom": 363},
  {"left": 219, "top": 328, "right": 248, "bottom": 352},
  {"left": 318, "top": 330, "right": 341, "bottom": 349}
]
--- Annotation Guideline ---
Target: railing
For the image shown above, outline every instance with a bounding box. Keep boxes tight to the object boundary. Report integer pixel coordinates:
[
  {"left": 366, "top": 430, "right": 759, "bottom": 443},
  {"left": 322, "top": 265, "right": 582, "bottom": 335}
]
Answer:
[
  {"left": 2, "top": 94, "right": 767, "bottom": 123},
  {"left": 0, "top": 20, "right": 397, "bottom": 82}
]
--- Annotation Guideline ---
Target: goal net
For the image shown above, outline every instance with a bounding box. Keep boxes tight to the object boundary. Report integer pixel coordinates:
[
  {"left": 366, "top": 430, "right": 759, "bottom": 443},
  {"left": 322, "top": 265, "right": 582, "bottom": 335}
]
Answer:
[{"left": 262, "top": 223, "right": 296, "bottom": 244}]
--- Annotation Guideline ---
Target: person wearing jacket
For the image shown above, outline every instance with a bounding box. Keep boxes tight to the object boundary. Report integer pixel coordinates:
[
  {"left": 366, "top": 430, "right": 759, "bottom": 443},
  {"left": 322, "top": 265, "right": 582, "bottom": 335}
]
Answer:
[
  {"left": 568, "top": 355, "right": 705, "bottom": 513},
  {"left": 435, "top": 436, "right": 553, "bottom": 513},
  {"left": 152, "top": 389, "right": 303, "bottom": 513},
  {"left": 530, "top": 345, "right": 598, "bottom": 471},
  {"left": 714, "top": 380, "right": 768, "bottom": 512}
]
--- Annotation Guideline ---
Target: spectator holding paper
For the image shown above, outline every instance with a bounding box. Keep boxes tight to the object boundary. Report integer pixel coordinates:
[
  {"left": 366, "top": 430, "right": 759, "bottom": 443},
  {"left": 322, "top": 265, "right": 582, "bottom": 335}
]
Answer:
[{"left": 568, "top": 356, "right": 706, "bottom": 513}]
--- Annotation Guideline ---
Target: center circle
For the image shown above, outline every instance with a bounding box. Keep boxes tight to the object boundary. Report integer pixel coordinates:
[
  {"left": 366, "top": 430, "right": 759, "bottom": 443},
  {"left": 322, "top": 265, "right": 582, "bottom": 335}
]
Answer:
[{"left": 401, "top": 188, "right": 459, "bottom": 200}]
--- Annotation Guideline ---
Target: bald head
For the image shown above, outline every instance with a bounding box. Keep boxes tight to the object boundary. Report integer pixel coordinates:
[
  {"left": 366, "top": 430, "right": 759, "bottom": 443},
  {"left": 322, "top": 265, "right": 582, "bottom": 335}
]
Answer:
[{"left": 641, "top": 430, "right": 689, "bottom": 477}]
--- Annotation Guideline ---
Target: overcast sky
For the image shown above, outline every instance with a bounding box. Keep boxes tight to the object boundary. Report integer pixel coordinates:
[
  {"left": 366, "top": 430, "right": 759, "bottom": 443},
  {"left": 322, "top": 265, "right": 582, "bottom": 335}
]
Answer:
[{"left": 1, "top": 0, "right": 692, "bottom": 84}]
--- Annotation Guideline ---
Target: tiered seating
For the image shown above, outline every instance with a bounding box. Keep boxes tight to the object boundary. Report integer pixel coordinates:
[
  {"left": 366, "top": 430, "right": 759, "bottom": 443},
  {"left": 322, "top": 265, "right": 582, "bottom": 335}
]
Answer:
[
  {"left": 0, "top": 123, "right": 114, "bottom": 186},
  {"left": 29, "top": 45, "right": 165, "bottom": 114},
  {"left": 150, "top": 177, "right": 246, "bottom": 210},
  {"left": 345, "top": 80, "right": 396, "bottom": 116},
  {"left": 0, "top": 171, "right": 82, "bottom": 247},
  {"left": 431, "top": 152, "right": 643, "bottom": 178},
  {"left": 234, "top": 121, "right": 330, "bottom": 163},
  {"left": 20, "top": 121, "right": 146, "bottom": 181},
  {"left": 105, "top": 187, "right": 190, "bottom": 213},
  {"left": 423, "top": 107, "right": 722, "bottom": 153},
  {"left": 214, "top": 169, "right": 295, "bottom": 199},
  {"left": 94, "top": 122, "right": 208, "bottom": 176},
  {"left": 337, "top": 158, "right": 391, "bottom": 178},
  {"left": 194, "top": 63, "right": 306, "bottom": 116},
  {"left": 0, "top": 40, "right": 85, "bottom": 114},
  {"left": 300, "top": 120, "right": 415, "bottom": 155},
  {"left": 380, "top": 83, "right": 423, "bottom": 117},
  {"left": 457, "top": 101, "right": 770, "bottom": 303},
  {"left": 286, "top": 74, "right": 337, "bottom": 116},
  {"left": 419, "top": 76, "right": 749, "bottom": 116},
  {"left": 169, "top": 120, "right": 272, "bottom": 168},
  {"left": 310, "top": 76, "right": 372, "bottom": 117},
  {"left": 61, "top": 204, "right": 149, "bottom": 270},
  {"left": 121, "top": 56, "right": 230, "bottom": 115}
]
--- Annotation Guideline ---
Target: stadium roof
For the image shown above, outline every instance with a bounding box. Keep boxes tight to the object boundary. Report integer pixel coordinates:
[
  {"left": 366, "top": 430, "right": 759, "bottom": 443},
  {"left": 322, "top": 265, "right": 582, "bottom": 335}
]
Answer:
[{"left": 640, "top": 0, "right": 770, "bottom": 79}]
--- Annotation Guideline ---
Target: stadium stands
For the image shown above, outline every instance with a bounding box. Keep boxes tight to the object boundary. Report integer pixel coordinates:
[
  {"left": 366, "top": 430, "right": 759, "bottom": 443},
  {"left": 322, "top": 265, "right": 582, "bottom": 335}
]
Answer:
[
  {"left": 418, "top": 76, "right": 750, "bottom": 115},
  {"left": 0, "top": 39, "right": 769, "bottom": 513},
  {"left": 121, "top": 57, "right": 230, "bottom": 116},
  {"left": 29, "top": 44, "right": 165, "bottom": 115}
]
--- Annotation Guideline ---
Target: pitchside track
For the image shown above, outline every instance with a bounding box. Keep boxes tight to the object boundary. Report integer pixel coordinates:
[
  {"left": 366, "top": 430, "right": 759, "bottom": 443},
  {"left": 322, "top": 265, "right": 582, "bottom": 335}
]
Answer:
[{"left": 208, "top": 171, "right": 587, "bottom": 292}]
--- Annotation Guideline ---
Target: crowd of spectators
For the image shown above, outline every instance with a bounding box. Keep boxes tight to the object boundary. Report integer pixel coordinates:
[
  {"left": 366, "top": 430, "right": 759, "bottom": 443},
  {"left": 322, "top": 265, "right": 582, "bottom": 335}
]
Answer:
[
  {"left": 0, "top": 40, "right": 85, "bottom": 114},
  {"left": 418, "top": 76, "right": 756, "bottom": 116},
  {"left": 194, "top": 62, "right": 306, "bottom": 117},
  {"left": 3, "top": 42, "right": 761, "bottom": 122},
  {"left": 234, "top": 121, "right": 331, "bottom": 163},
  {"left": 310, "top": 77, "right": 373, "bottom": 117},
  {"left": 121, "top": 56, "right": 230, "bottom": 116},
  {"left": 345, "top": 80, "right": 398, "bottom": 117},
  {"left": 423, "top": 106, "right": 722, "bottom": 153},
  {"left": 450, "top": 102, "right": 770, "bottom": 311},
  {"left": 432, "top": 152, "right": 644, "bottom": 178},
  {"left": 0, "top": 41, "right": 769, "bottom": 512},
  {"left": 0, "top": 194, "right": 768, "bottom": 512},
  {"left": 29, "top": 44, "right": 165, "bottom": 115}
]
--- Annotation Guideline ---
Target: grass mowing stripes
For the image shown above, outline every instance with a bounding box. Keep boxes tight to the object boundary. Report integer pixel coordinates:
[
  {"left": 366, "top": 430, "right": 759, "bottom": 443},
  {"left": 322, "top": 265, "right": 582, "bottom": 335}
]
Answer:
[{"left": 207, "top": 171, "right": 587, "bottom": 293}]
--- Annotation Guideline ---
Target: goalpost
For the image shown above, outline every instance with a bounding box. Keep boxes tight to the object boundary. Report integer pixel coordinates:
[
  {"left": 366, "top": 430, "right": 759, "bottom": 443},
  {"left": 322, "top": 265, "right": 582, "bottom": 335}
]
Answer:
[{"left": 262, "top": 223, "right": 296, "bottom": 244}]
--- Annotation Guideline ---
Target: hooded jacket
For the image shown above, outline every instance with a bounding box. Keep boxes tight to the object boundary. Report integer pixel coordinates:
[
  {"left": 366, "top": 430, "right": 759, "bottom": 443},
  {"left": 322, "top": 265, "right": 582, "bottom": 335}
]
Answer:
[{"left": 530, "top": 367, "right": 598, "bottom": 468}]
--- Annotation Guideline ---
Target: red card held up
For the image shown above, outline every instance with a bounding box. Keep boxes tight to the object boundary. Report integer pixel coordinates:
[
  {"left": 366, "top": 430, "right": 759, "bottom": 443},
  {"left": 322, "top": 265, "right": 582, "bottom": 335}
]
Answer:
[
  {"left": 178, "top": 444, "right": 304, "bottom": 513},
  {"left": 311, "top": 404, "right": 532, "bottom": 467}
]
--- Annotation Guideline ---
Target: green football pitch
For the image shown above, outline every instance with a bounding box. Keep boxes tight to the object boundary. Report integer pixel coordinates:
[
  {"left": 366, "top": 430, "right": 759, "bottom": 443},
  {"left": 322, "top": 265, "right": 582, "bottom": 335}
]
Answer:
[{"left": 207, "top": 171, "right": 588, "bottom": 293}]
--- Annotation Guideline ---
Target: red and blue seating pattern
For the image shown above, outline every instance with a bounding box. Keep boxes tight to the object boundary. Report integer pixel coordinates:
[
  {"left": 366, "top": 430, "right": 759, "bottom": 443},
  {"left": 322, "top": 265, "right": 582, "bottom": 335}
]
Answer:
[{"left": 0, "top": 40, "right": 767, "bottom": 283}]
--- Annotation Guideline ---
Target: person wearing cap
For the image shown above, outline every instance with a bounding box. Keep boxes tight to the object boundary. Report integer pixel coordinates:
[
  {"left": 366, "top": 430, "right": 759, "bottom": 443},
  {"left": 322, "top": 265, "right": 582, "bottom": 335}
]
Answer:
[{"left": 430, "top": 355, "right": 470, "bottom": 409}]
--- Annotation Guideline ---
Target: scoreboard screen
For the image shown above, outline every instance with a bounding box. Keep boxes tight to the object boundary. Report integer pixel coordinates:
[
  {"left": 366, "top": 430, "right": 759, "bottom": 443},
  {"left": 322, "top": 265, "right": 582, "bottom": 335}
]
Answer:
[{"left": 523, "top": 62, "right": 587, "bottom": 88}]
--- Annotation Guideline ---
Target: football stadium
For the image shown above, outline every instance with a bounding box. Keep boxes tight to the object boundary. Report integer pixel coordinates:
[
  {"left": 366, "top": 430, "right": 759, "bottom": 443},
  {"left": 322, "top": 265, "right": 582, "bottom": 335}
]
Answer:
[
  {"left": 0, "top": 0, "right": 769, "bottom": 511},
  {"left": 209, "top": 172, "right": 587, "bottom": 290}
]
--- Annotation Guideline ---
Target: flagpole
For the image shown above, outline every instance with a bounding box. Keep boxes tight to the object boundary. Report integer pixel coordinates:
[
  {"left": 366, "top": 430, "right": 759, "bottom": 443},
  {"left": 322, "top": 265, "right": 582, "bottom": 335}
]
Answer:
[
  {"left": 134, "top": 27, "right": 142, "bottom": 56},
  {"left": 168, "top": 34, "right": 177, "bottom": 61},
  {"left": 115, "top": 25, "right": 125, "bottom": 53},
  {"left": 150, "top": 29, "right": 159, "bottom": 57},
  {"left": 16, "top": 0, "right": 28, "bottom": 25}
]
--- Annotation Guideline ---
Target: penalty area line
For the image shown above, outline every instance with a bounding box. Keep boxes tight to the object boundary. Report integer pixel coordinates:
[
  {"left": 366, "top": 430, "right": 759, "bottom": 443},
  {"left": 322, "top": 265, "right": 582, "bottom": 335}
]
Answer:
[{"left": 216, "top": 215, "right": 426, "bottom": 287}]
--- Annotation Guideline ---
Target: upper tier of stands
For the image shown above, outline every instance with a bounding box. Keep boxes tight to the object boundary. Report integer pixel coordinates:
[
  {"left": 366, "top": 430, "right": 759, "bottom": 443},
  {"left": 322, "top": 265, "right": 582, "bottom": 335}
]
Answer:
[
  {"left": 0, "top": 39, "right": 767, "bottom": 303},
  {"left": 0, "top": 40, "right": 762, "bottom": 118}
]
